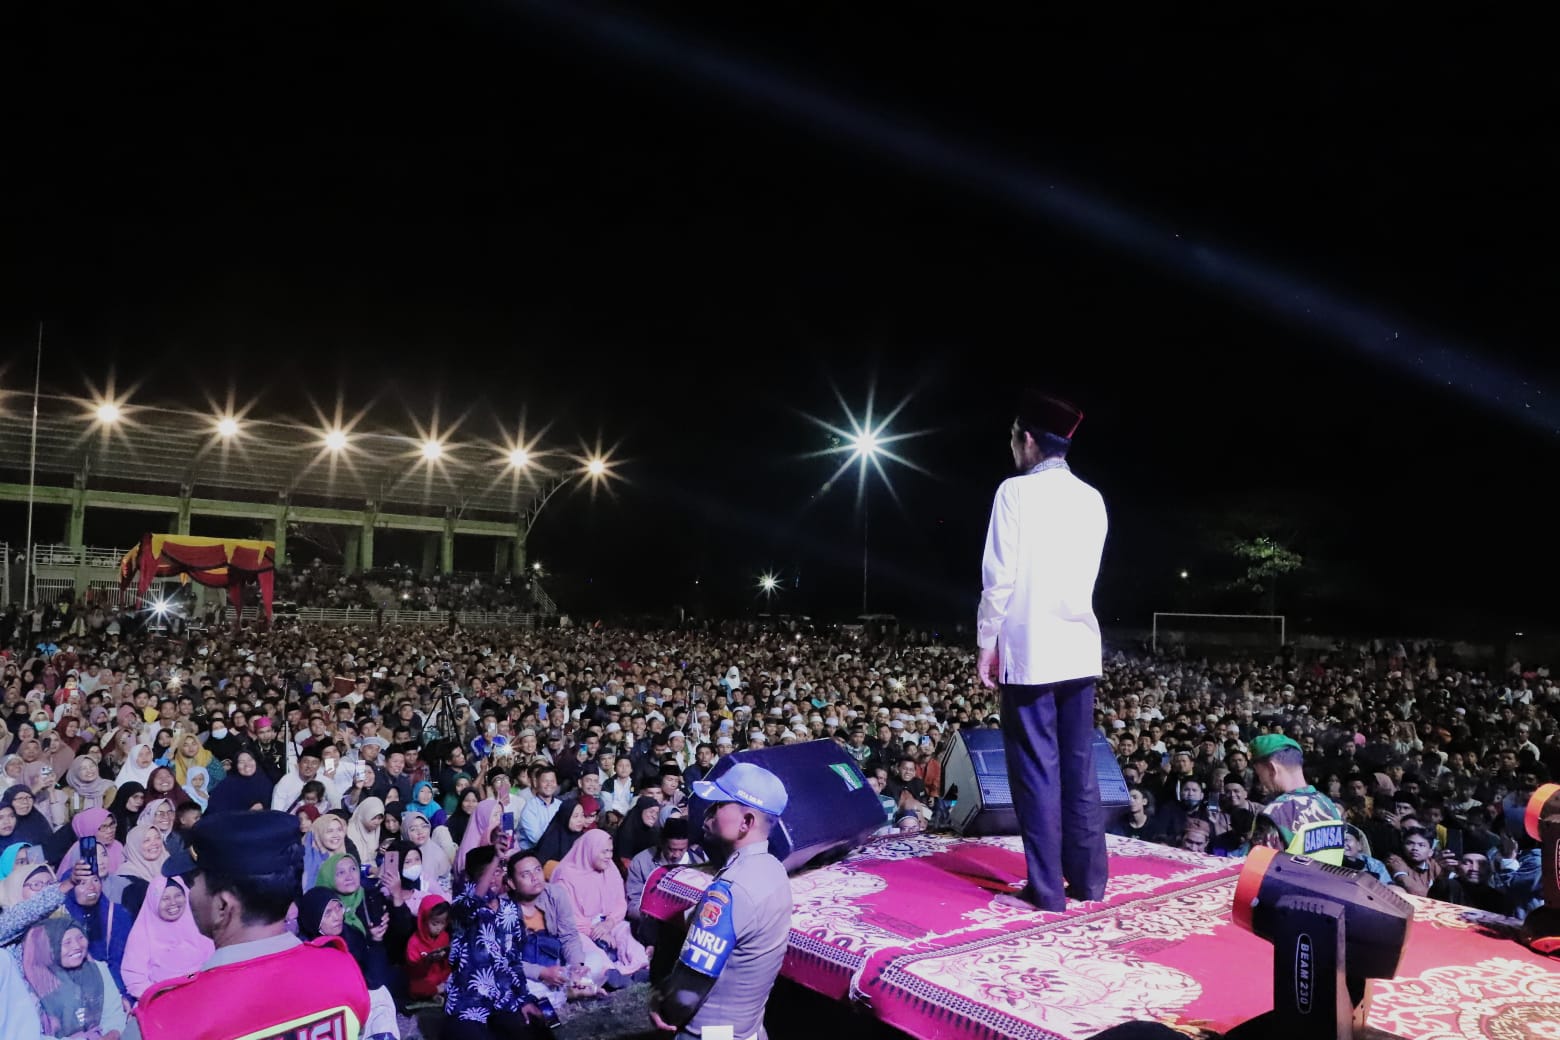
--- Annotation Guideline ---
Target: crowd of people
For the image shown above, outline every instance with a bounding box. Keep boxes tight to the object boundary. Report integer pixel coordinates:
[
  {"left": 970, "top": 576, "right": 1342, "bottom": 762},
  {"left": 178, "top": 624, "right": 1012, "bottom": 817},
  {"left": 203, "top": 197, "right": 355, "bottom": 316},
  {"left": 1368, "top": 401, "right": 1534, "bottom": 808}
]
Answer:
[
  {"left": 0, "top": 616, "right": 1554, "bottom": 1038},
  {"left": 276, "top": 563, "right": 544, "bottom": 615}
]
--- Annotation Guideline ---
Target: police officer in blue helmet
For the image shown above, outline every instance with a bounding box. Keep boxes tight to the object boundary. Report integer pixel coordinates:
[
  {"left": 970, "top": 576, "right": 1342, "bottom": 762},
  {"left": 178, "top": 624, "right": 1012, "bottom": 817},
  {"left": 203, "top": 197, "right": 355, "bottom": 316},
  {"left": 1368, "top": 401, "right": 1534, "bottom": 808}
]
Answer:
[{"left": 651, "top": 762, "right": 792, "bottom": 1040}]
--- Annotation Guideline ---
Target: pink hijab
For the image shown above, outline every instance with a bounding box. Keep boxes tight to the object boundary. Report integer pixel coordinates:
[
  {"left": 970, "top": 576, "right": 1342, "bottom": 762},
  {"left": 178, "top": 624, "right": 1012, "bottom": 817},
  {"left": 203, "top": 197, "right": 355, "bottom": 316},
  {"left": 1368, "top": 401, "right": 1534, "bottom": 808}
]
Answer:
[
  {"left": 56, "top": 808, "right": 125, "bottom": 876},
  {"left": 454, "top": 798, "right": 500, "bottom": 873},
  {"left": 120, "top": 875, "right": 215, "bottom": 998},
  {"left": 550, "top": 828, "right": 625, "bottom": 925}
]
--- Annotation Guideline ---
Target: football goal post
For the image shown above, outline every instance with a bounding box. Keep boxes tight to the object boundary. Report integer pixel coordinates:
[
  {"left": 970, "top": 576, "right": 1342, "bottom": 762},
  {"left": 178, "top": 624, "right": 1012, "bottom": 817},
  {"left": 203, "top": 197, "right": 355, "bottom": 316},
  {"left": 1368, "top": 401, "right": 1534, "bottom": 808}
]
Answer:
[{"left": 1151, "top": 612, "right": 1286, "bottom": 653}]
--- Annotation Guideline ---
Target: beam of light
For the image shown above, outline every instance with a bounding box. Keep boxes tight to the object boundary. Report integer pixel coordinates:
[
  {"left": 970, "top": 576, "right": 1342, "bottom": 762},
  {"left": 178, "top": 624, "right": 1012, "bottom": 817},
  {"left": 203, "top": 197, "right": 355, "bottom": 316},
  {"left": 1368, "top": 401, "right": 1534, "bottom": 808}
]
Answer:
[
  {"left": 216, "top": 416, "right": 240, "bottom": 439},
  {"left": 525, "top": 2, "right": 1560, "bottom": 436},
  {"left": 421, "top": 439, "right": 444, "bottom": 461},
  {"left": 323, "top": 428, "right": 349, "bottom": 452},
  {"left": 800, "top": 382, "right": 933, "bottom": 512},
  {"left": 509, "top": 447, "right": 530, "bottom": 468},
  {"left": 95, "top": 401, "right": 122, "bottom": 424},
  {"left": 586, "top": 457, "right": 607, "bottom": 477},
  {"left": 759, "top": 572, "right": 779, "bottom": 593}
]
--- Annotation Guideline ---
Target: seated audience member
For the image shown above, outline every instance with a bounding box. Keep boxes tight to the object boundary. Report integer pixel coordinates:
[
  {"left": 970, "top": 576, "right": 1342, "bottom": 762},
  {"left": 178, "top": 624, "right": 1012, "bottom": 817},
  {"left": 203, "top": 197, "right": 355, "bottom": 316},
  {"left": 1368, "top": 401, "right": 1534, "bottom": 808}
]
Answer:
[
  {"left": 120, "top": 875, "right": 215, "bottom": 1000},
  {"left": 624, "top": 818, "right": 706, "bottom": 945},
  {"left": 404, "top": 894, "right": 452, "bottom": 1001},
  {"left": 549, "top": 829, "right": 648, "bottom": 987},
  {"left": 21, "top": 916, "right": 130, "bottom": 1039}
]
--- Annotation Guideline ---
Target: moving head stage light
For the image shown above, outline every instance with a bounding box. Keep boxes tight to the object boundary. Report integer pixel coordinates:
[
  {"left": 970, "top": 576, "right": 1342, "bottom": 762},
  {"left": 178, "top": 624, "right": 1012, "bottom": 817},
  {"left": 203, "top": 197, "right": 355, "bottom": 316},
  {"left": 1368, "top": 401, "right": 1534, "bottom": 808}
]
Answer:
[
  {"left": 1523, "top": 783, "right": 1560, "bottom": 954},
  {"left": 1226, "top": 846, "right": 1415, "bottom": 1040}
]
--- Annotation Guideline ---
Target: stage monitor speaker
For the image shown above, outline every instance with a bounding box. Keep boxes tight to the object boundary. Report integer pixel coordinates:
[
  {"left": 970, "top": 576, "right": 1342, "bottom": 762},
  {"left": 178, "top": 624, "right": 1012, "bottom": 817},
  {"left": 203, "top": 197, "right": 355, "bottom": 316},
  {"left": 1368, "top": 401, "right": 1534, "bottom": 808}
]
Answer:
[
  {"left": 686, "top": 741, "right": 887, "bottom": 873},
  {"left": 941, "top": 727, "right": 1129, "bottom": 837}
]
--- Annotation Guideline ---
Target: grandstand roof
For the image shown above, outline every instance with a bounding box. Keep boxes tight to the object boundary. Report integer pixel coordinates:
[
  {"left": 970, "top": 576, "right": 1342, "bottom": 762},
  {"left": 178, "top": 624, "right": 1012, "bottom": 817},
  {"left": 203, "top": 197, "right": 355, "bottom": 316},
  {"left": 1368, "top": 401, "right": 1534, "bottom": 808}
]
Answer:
[{"left": 0, "top": 410, "right": 560, "bottom": 519}]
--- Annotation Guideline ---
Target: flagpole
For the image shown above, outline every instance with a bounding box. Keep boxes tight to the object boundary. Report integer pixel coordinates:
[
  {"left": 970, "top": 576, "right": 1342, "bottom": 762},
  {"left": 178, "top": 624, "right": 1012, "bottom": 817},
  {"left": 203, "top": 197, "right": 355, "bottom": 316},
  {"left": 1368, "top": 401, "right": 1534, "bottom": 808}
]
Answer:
[{"left": 22, "top": 323, "right": 41, "bottom": 611}]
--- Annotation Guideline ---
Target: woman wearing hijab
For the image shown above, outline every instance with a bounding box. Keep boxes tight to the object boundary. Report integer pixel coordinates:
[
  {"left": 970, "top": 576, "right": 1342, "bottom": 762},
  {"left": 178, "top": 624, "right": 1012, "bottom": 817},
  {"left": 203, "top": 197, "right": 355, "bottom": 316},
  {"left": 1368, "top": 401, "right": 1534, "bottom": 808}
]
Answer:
[
  {"left": 119, "top": 875, "right": 215, "bottom": 999},
  {"left": 181, "top": 765, "right": 211, "bottom": 810},
  {"left": 551, "top": 829, "right": 648, "bottom": 984},
  {"left": 314, "top": 852, "right": 404, "bottom": 1011},
  {"left": 1, "top": 861, "right": 54, "bottom": 911},
  {"left": 345, "top": 797, "right": 385, "bottom": 868},
  {"left": 144, "top": 766, "right": 189, "bottom": 810},
  {"left": 3, "top": 753, "right": 28, "bottom": 793},
  {"left": 304, "top": 812, "right": 350, "bottom": 892},
  {"left": 0, "top": 841, "right": 35, "bottom": 885},
  {"left": 171, "top": 734, "right": 216, "bottom": 788},
  {"left": 205, "top": 749, "right": 274, "bottom": 814},
  {"left": 115, "top": 743, "right": 157, "bottom": 791},
  {"left": 105, "top": 824, "right": 169, "bottom": 920},
  {"left": 531, "top": 796, "right": 593, "bottom": 877},
  {"left": 453, "top": 797, "right": 501, "bottom": 874},
  {"left": 295, "top": 888, "right": 401, "bottom": 1040},
  {"left": 612, "top": 796, "right": 662, "bottom": 872},
  {"left": 55, "top": 809, "right": 125, "bottom": 877},
  {"left": 137, "top": 798, "right": 177, "bottom": 839},
  {"left": 445, "top": 788, "right": 481, "bottom": 845},
  {"left": 0, "top": 786, "right": 53, "bottom": 849},
  {"left": 202, "top": 716, "right": 242, "bottom": 768},
  {"left": 56, "top": 717, "right": 85, "bottom": 754},
  {"left": 21, "top": 915, "right": 130, "bottom": 1038},
  {"left": 400, "top": 812, "right": 454, "bottom": 900},
  {"left": 108, "top": 782, "right": 147, "bottom": 843},
  {"left": 406, "top": 781, "right": 447, "bottom": 827}
]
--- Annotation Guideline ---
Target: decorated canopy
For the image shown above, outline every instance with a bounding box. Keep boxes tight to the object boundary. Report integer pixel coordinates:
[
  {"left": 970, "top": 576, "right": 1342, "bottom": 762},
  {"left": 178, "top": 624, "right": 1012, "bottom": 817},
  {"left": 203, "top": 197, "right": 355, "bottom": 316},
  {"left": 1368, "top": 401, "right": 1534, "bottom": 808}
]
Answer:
[{"left": 119, "top": 534, "right": 277, "bottom": 619}]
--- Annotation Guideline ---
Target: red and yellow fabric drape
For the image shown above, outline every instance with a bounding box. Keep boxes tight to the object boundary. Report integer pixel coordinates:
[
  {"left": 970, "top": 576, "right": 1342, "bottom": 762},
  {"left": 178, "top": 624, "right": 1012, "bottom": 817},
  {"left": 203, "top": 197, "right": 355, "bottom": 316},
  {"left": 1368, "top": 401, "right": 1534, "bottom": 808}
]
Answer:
[{"left": 119, "top": 534, "right": 277, "bottom": 618}]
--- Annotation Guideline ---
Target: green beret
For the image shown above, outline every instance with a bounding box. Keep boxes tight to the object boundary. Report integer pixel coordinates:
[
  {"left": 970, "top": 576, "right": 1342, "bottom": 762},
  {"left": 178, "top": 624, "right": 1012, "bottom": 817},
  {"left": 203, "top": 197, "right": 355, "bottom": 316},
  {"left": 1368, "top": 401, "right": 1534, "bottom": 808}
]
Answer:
[{"left": 1250, "top": 734, "right": 1302, "bottom": 760}]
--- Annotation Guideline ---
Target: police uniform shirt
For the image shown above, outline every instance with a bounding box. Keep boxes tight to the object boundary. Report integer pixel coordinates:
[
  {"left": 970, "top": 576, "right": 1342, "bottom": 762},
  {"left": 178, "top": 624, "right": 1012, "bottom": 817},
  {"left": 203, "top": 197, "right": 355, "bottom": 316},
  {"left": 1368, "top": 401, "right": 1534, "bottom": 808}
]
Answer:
[
  {"left": 977, "top": 460, "right": 1108, "bottom": 686},
  {"left": 677, "top": 841, "right": 792, "bottom": 1040}
]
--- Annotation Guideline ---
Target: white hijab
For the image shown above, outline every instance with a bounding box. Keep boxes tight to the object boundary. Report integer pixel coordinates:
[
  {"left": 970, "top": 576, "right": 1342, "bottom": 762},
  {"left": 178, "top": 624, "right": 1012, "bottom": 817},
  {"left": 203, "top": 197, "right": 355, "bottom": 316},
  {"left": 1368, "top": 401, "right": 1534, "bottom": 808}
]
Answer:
[{"left": 116, "top": 743, "right": 158, "bottom": 789}]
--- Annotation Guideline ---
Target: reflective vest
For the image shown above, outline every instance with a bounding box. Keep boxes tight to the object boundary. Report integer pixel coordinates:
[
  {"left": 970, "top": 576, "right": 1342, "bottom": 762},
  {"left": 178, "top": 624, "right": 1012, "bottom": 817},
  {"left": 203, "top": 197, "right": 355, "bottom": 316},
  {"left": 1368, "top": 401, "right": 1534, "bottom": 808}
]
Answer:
[{"left": 133, "top": 937, "right": 370, "bottom": 1040}]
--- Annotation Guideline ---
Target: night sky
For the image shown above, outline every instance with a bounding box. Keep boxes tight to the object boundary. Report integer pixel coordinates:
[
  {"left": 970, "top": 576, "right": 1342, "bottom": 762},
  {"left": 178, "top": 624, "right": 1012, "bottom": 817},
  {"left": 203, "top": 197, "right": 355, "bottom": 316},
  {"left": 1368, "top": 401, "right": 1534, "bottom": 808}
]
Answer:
[{"left": 2, "top": 5, "right": 1557, "bottom": 634}]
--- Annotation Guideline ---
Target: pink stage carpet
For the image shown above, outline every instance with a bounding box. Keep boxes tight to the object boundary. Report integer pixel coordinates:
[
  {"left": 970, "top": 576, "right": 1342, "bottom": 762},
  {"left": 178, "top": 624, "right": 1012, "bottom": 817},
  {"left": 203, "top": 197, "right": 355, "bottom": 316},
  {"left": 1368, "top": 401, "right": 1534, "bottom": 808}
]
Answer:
[{"left": 642, "top": 834, "right": 1560, "bottom": 1039}]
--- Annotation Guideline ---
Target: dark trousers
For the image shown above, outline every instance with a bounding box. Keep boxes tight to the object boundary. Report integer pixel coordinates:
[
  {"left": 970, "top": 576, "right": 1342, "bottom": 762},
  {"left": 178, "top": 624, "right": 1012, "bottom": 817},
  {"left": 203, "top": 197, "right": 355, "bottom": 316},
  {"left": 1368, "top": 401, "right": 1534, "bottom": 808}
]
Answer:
[{"left": 999, "top": 677, "right": 1108, "bottom": 910}]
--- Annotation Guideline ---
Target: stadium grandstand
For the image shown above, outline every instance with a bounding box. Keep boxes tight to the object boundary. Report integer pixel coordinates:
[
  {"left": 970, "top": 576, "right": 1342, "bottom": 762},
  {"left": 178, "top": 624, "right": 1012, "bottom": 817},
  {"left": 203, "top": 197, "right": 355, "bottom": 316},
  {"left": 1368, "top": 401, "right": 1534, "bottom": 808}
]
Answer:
[{"left": 0, "top": 398, "right": 603, "bottom": 622}]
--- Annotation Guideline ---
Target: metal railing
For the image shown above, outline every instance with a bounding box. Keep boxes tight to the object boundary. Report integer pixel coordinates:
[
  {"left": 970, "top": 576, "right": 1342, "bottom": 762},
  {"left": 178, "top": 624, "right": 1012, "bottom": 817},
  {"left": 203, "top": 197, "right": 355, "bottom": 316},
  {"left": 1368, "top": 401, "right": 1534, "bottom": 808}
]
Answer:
[
  {"left": 31, "top": 544, "right": 125, "bottom": 568},
  {"left": 286, "top": 607, "right": 544, "bottom": 628}
]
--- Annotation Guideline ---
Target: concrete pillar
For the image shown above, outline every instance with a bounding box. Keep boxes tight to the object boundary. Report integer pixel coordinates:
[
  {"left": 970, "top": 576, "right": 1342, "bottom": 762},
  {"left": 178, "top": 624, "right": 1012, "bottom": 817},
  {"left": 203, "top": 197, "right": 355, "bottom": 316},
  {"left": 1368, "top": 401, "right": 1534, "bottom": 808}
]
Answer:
[
  {"left": 175, "top": 486, "right": 193, "bottom": 536},
  {"left": 343, "top": 529, "right": 361, "bottom": 575},
  {"left": 67, "top": 478, "right": 87, "bottom": 551},
  {"left": 360, "top": 503, "right": 376, "bottom": 573},
  {"left": 511, "top": 529, "right": 527, "bottom": 578},
  {"left": 420, "top": 534, "right": 438, "bottom": 579},
  {"left": 440, "top": 510, "right": 456, "bottom": 575},
  {"left": 272, "top": 499, "right": 289, "bottom": 568},
  {"left": 494, "top": 539, "right": 510, "bottom": 575}
]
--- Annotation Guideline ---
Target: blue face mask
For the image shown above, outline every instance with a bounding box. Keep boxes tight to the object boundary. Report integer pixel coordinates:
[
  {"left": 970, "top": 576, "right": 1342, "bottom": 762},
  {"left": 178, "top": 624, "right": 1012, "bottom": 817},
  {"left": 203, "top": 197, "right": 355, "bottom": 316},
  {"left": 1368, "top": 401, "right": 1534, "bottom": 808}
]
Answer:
[{"left": 33, "top": 721, "right": 51, "bottom": 734}]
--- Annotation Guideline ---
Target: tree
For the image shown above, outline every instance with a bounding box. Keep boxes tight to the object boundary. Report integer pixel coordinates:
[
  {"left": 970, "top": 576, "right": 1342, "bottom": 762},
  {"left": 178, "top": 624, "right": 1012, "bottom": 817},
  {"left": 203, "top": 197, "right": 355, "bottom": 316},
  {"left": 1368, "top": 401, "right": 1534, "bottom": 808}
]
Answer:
[{"left": 1225, "top": 535, "right": 1303, "bottom": 614}]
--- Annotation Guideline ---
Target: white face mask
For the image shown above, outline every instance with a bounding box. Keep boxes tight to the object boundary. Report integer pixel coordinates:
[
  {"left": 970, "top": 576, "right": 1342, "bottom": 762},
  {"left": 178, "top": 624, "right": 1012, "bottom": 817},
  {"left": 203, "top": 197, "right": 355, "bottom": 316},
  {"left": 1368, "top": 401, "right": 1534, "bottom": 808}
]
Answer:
[
  {"left": 211, "top": 728, "right": 228, "bottom": 740},
  {"left": 402, "top": 864, "right": 423, "bottom": 882}
]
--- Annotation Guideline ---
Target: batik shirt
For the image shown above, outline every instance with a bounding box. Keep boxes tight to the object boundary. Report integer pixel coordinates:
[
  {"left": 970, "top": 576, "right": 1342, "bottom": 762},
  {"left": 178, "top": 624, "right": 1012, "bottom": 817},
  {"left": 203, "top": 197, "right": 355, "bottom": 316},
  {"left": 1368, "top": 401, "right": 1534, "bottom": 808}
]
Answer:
[{"left": 444, "top": 888, "right": 539, "bottom": 1024}]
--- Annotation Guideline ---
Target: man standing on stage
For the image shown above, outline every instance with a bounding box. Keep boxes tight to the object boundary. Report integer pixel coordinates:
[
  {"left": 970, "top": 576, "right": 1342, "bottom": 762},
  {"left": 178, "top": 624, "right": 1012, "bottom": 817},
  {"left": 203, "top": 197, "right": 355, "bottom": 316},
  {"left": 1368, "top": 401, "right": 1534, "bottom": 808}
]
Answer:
[{"left": 976, "top": 391, "right": 1109, "bottom": 912}]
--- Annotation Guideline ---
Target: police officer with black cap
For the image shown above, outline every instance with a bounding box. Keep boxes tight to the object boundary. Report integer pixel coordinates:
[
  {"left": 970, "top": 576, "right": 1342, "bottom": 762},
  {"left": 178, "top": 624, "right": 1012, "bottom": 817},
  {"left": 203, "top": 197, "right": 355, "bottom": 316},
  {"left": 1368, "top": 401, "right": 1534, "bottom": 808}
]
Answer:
[
  {"left": 123, "top": 811, "right": 370, "bottom": 1040},
  {"left": 651, "top": 762, "right": 792, "bottom": 1040}
]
